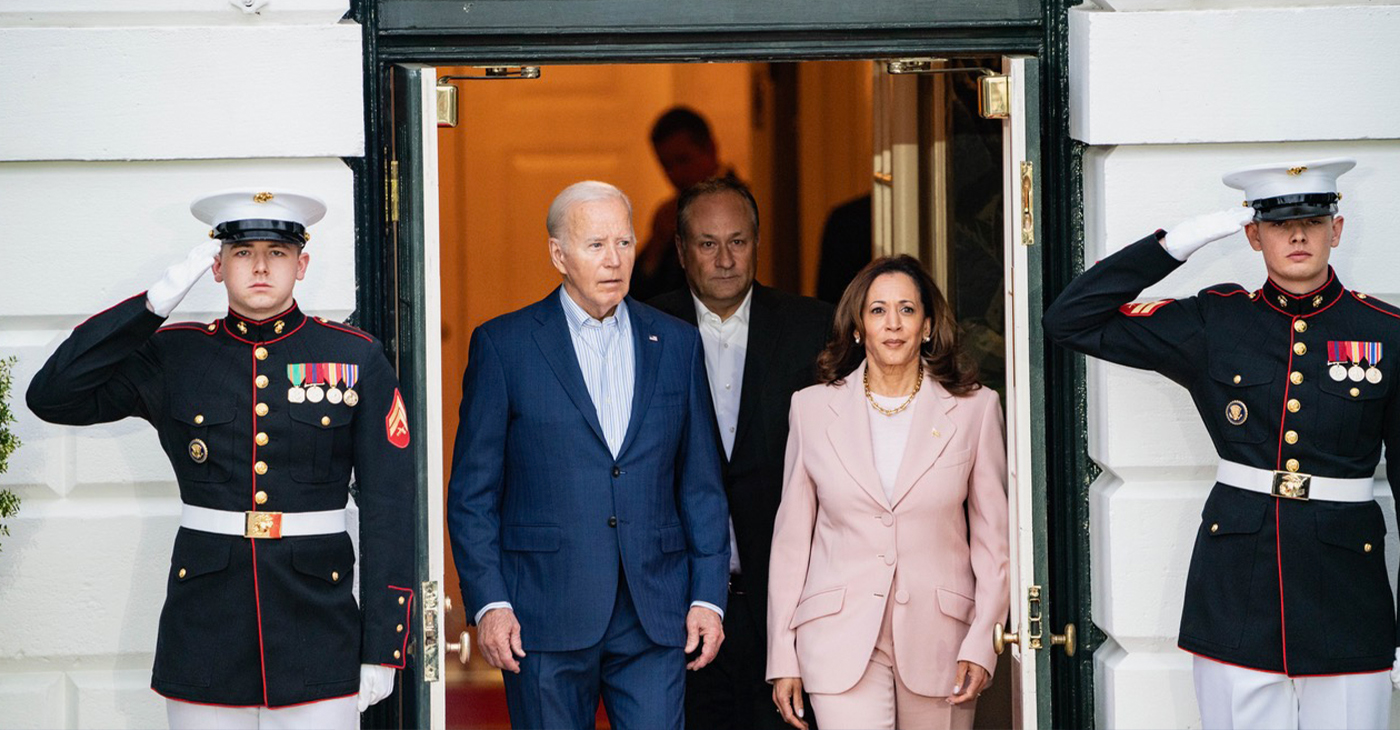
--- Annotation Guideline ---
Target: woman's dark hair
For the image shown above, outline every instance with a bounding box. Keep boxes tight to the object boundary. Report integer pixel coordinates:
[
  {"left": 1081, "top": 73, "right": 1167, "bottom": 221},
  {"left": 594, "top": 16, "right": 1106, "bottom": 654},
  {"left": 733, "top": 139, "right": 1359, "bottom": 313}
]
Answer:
[{"left": 815, "top": 255, "right": 980, "bottom": 396}]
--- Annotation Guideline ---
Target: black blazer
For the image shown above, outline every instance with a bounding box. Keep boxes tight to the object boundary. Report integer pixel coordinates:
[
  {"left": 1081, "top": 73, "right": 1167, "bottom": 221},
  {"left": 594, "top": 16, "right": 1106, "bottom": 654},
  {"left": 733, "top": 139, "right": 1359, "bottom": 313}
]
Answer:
[{"left": 650, "top": 283, "right": 833, "bottom": 630}]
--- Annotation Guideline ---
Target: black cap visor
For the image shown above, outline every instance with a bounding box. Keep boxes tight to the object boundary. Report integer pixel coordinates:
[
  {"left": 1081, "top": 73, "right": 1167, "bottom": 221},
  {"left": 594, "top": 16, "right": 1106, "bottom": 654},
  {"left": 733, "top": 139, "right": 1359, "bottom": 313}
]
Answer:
[
  {"left": 1250, "top": 193, "right": 1339, "bottom": 222},
  {"left": 214, "top": 219, "right": 308, "bottom": 246}
]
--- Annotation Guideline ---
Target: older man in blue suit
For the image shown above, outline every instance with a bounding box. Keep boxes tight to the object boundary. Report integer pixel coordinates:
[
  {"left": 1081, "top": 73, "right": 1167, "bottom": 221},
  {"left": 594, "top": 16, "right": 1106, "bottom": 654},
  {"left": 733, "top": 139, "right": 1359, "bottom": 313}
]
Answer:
[{"left": 448, "top": 180, "right": 731, "bottom": 729}]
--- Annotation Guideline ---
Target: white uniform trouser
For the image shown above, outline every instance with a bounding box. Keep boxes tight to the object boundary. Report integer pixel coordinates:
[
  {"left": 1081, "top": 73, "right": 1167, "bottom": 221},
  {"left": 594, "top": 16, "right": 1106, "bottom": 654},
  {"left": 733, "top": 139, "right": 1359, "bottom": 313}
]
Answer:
[
  {"left": 1193, "top": 656, "right": 1391, "bottom": 730},
  {"left": 166, "top": 696, "right": 358, "bottom": 730}
]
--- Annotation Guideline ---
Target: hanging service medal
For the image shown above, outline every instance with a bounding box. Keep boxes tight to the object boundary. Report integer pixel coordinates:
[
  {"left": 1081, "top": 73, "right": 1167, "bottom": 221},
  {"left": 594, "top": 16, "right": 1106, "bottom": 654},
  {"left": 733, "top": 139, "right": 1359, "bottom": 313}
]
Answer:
[
  {"left": 343, "top": 364, "right": 359, "bottom": 407},
  {"left": 287, "top": 363, "right": 307, "bottom": 403},
  {"left": 1349, "top": 341, "right": 1366, "bottom": 382},
  {"left": 1366, "top": 341, "right": 1383, "bottom": 384},
  {"left": 306, "top": 363, "right": 326, "bottom": 403},
  {"left": 1328, "top": 341, "right": 1348, "bottom": 381},
  {"left": 326, "top": 362, "right": 343, "bottom": 404}
]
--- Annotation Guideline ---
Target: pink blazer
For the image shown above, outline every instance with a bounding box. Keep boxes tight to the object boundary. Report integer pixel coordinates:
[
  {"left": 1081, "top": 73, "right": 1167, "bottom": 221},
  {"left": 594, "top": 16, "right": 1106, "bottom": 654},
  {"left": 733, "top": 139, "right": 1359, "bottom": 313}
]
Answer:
[{"left": 766, "top": 361, "right": 1009, "bottom": 696}]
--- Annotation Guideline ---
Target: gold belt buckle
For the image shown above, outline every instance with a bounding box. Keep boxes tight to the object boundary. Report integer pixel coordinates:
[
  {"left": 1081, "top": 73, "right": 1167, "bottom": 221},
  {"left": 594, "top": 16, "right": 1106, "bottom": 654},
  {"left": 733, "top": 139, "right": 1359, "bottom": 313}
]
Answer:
[
  {"left": 245, "top": 511, "right": 283, "bottom": 539},
  {"left": 1271, "top": 471, "right": 1312, "bottom": 501}
]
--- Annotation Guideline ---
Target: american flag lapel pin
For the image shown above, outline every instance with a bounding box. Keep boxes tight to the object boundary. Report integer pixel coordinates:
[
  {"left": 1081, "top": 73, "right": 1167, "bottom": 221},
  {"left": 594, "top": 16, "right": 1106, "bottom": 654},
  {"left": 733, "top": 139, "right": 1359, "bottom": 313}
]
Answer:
[{"left": 648, "top": 334, "right": 659, "bottom": 341}]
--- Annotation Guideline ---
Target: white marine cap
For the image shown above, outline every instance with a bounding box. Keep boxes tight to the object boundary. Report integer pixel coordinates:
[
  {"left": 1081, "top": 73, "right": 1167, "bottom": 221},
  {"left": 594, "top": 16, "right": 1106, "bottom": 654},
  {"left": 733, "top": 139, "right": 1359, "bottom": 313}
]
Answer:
[
  {"left": 190, "top": 189, "right": 327, "bottom": 245},
  {"left": 1222, "top": 157, "right": 1356, "bottom": 221}
]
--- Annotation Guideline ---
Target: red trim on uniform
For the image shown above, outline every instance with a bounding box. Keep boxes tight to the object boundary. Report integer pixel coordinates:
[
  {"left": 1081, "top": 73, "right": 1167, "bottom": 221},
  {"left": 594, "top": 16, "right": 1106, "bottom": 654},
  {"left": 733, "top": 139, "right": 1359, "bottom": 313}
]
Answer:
[
  {"left": 1205, "top": 289, "right": 1250, "bottom": 298},
  {"left": 1275, "top": 498, "right": 1289, "bottom": 675},
  {"left": 1179, "top": 648, "right": 1288, "bottom": 675},
  {"left": 248, "top": 345, "right": 271, "bottom": 706},
  {"left": 79, "top": 292, "right": 148, "bottom": 327},
  {"left": 229, "top": 301, "right": 300, "bottom": 326},
  {"left": 1277, "top": 323, "right": 1299, "bottom": 470},
  {"left": 1303, "top": 295, "right": 1344, "bottom": 319},
  {"left": 387, "top": 585, "right": 415, "bottom": 669},
  {"left": 157, "top": 690, "right": 360, "bottom": 709},
  {"left": 156, "top": 323, "right": 218, "bottom": 335},
  {"left": 314, "top": 318, "right": 374, "bottom": 343},
  {"left": 1353, "top": 293, "right": 1400, "bottom": 320},
  {"left": 1275, "top": 270, "right": 1336, "bottom": 300}
]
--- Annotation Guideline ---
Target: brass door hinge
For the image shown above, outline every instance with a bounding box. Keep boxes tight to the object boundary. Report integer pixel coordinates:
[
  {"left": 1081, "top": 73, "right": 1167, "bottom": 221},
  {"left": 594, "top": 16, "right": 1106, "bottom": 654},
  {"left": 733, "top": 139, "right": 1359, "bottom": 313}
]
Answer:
[
  {"left": 979, "top": 74, "right": 1010, "bottom": 119},
  {"left": 1020, "top": 161, "right": 1035, "bottom": 247},
  {"left": 388, "top": 159, "right": 400, "bottom": 224},
  {"left": 421, "top": 580, "right": 442, "bottom": 682}
]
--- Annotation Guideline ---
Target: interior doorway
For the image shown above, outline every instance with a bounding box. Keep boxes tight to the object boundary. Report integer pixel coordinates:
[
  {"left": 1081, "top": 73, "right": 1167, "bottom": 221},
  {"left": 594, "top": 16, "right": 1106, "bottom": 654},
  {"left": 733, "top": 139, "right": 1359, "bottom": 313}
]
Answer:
[{"left": 432, "top": 57, "right": 1010, "bottom": 730}]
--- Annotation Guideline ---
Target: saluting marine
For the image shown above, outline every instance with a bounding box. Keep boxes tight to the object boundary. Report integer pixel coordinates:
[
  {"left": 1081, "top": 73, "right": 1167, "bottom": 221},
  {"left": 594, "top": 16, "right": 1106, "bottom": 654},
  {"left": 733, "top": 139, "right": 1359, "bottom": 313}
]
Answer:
[
  {"left": 27, "top": 190, "right": 415, "bottom": 729},
  {"left": 1044, "top": 159, "right": 1400, "bottom": 729}
]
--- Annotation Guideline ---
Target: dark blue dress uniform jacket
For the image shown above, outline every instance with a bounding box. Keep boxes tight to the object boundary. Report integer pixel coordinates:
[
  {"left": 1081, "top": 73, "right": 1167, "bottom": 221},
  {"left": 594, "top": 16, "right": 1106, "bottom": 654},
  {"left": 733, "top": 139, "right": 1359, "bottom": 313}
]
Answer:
[
  {"left": 26, "top": 295, "right": 416, "bottom": 707},
  {"left": 1044, "top": 234, "right": 1400, "bottom": 676}
]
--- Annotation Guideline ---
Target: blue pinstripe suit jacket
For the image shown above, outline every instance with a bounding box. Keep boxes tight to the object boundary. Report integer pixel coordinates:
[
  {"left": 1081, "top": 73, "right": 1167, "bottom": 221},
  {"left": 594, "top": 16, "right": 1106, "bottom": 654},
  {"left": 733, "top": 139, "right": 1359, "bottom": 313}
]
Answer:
[{"left": 447, "top": 289, "right": 730, "bottom": 651}]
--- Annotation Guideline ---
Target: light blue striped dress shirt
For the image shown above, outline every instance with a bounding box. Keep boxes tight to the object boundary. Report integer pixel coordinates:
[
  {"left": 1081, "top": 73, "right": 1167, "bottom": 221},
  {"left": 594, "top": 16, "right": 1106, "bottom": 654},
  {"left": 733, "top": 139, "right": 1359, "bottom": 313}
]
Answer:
[{"left": 559, "top": 288, "right": 634, "bottom": 457}]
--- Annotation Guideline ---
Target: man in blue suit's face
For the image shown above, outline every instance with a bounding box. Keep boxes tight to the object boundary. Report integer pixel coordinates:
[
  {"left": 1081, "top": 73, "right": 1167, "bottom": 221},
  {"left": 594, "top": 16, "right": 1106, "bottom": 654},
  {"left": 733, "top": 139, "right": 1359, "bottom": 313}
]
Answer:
[{"left": 548, "top": 195, "right": 638, "bottom": 321}]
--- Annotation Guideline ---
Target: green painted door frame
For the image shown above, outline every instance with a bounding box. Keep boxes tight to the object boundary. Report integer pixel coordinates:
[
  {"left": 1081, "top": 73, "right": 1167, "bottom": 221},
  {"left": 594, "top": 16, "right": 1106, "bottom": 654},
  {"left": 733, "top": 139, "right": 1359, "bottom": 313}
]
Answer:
[{"left": 346, "top": 2, "right": 1093, "bottom": 728}]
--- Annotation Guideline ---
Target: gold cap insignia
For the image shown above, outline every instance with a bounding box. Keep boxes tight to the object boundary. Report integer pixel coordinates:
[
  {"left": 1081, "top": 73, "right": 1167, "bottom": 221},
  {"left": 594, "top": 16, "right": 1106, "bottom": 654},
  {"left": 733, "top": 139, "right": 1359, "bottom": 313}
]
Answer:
[
  {"left": 253, "top": 192, "right": 275, "bottom": 203},
  {"left": 1287, "top": 166, "right": 1307, "bottom": 176}
]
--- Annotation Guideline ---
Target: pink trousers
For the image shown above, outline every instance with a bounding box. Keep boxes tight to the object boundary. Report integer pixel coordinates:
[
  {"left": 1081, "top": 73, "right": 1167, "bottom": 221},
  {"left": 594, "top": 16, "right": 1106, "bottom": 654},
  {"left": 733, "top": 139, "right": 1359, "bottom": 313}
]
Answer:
[{"left": 806, "top": 597, "right": 976, "bottom": 730}]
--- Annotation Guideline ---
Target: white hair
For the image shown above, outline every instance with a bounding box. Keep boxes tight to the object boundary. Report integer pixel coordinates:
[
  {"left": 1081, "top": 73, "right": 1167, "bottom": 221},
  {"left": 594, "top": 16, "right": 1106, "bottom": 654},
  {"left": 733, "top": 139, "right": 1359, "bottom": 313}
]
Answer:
[{"left": 546, "top": 180, "right": 633, "bottom": 244}]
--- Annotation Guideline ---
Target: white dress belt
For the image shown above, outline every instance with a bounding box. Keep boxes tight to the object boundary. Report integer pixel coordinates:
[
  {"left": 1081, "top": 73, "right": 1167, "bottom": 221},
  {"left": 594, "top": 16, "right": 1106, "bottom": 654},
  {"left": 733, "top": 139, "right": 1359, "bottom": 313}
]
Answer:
[
  {"left": 180, "top": 503, "right": 348, "bottom": 538},
  {"left": 1216, "top": 459, "right": 1374, "bottom": 503}
]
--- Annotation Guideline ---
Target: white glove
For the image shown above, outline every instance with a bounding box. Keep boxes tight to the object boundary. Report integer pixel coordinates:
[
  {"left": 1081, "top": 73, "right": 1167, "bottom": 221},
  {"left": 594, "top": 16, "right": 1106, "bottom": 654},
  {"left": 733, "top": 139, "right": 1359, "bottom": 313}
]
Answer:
[
  {"left": 357, "top": 664, "right": 396, "bottom": 712},
  {"left": 146, "top": 240, "right": 222, "bottom": 317},
  {"left": 1390, "top": 648, "right": 1400, "bottom": 690},
  {"left": 1160, "top": 207, "right": 1256, "bottom": 262}
]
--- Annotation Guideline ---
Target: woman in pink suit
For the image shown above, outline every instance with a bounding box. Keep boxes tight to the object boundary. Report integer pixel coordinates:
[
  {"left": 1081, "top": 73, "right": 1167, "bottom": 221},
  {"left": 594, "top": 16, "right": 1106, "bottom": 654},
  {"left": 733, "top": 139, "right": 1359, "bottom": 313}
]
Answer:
[{"left": 768, "top": 256, "right": 1009, "bottom": 730}]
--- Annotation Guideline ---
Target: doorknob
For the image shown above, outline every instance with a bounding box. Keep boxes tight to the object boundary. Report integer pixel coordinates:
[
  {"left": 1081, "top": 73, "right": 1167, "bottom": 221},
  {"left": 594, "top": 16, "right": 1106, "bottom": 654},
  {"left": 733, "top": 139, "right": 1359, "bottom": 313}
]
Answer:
[
  {"left": 992, "top": 622, "right": 1019, "bottom": 655},
  {"left": 444, "top": 631, "right": 472, "bottom": 664},
  {"left": 1050, "top": 623, "right": 1076, "bottom": 657}
]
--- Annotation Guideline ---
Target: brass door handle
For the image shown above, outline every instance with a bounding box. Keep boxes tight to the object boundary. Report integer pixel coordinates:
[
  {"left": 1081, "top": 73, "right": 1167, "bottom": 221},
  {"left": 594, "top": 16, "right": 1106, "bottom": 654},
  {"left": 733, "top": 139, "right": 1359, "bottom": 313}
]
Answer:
[
  {"left": 993, "top": 622, "right": 1019, "bottom": 655},
  {"left": 444, "top": 631, "right": 471, "bottom": 665},
  {"left": 1050, "top": 623, "right": 1076, "bottom": 657}
]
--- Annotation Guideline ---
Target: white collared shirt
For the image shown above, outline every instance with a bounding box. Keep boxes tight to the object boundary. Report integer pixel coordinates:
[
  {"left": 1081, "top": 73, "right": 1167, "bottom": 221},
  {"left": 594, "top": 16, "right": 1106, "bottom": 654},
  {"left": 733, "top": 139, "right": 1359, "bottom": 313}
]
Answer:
[
  {"left": 693, "top": 287, "right": 752, "bottom": 576},
  {"left": 559, "top": 287, "right": 635, "bottom": 458}
]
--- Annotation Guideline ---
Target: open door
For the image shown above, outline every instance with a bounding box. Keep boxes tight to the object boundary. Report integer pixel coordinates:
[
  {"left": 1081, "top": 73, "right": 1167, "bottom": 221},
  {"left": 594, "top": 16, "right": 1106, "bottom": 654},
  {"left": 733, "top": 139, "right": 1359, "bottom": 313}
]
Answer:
[
  {"left": 874, "top": 53, "right": 1056, "bottom": 730},
  {"left": 998, "top": 55, "right": 1060, "bottom": 730},
  {"left": 385, "top": 63, "right": 447, "bottom": 729}
]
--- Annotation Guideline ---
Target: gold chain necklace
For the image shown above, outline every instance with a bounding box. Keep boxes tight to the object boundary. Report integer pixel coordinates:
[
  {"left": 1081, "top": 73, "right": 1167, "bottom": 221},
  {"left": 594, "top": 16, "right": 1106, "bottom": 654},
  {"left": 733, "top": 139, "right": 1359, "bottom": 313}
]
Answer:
[{"left": 864, "top": 363, "right": 923, "bottom": 417}]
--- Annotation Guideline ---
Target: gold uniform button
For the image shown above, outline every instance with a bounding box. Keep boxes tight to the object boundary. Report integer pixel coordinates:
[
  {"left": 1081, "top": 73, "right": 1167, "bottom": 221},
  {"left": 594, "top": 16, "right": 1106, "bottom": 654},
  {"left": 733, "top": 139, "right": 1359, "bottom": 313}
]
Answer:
[
  {"left": 1285, "top": 459, "right": 1300, "bottom": 472},
  {"left": 1294, "top": 320, "right": 1307, "bottom": 333},
  {"left": 332, "top": 571, "right": 340, "bottom": 582},
  {"left": 1232, "top": 375, "right": 1242, "bottom": 384},
  {"left": 255, "top": 403, "right": 269, "bottom": 417},
  {"left": 1287, "top": 399, "right": 1301, "bottom": 413},
  {"left": 178, "top": 568, "right": 187, "bottom": 578},
  {"left": 321, "top": 416, "right": 331, "bottom": 426},
  {"left": 255, "top": 375, "right": 269, "bottom": 388},
  {"left": 1210, "top": 523, "right": 1219, "bottom": 534},
  {"left": 394, "top": 650, "right": 402, "bottom": 660},
  {"left": 1293, "top": 342, "right": 1307, "bottom": 356},
  {"left": 1351, "top": 387, "right": 1361, "bottom": 397},
  {"left": 255, "top": 432, "right": 269, "bottom": 446},
  {"left": 194, "top": 414, "right": 205, "bottom": 425},
  {"left": 254, "top": 347, "right": 268, "bottom": 360},
  {"left": 1364, "top": 543, "right": 1374, "bottom": 553},
  {"left": 254, "top": 461, "right": 268, "bottom": 475},
  {"left": 254, "top": 490, "right": 268, "bottom": 505},
  {"left": 1284, "top": 430, "right": 1299, "bottom": 444},
  {"left": 398, "top": 597, "right": 406, "bottom": 605},
  {"left": 1290, "top": 371, "right": 1303, "bottom": 385},
  {"left": 1358, "top": 292, "right": 1369, "bottom": 300},
  {"left": 397, "top": 624, "right": 404, "bottom": 633}
]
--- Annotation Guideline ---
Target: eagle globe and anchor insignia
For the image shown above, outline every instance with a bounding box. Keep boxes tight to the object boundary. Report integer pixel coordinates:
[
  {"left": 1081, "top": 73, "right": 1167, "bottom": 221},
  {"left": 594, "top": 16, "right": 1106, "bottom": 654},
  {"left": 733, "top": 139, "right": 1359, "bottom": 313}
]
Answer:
[{"left": 1225, "top": 400, "right": 1248, "bottom": 426}]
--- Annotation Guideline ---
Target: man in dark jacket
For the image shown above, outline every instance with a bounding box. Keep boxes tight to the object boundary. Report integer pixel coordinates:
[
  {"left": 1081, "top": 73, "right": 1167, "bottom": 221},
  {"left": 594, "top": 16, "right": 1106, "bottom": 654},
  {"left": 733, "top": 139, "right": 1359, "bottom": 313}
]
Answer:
[{"left": 651, "top": 177, "right": 833, "bottom": 730}]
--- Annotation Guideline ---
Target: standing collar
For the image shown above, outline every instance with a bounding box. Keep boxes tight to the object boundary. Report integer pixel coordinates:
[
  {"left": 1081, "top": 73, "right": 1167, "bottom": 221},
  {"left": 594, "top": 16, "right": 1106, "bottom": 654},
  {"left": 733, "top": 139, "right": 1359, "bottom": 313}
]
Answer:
[
  {"left": 222, "top": 301, "right": 307, "bottom": 342},
  {"left": 1257, "top": 268, "right": 1346, "bottom": 318}
]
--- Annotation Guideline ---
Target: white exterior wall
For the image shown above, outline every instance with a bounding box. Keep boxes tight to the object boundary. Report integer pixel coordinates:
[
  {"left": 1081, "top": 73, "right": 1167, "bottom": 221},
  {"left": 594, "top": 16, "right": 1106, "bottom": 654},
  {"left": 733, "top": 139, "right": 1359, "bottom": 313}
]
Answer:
[
  {"left": 0, "top": 2, "right": 363, "bottom": 728},
  {"left": 1072, "top": 3, "right": 1400, "bottom": 728}
]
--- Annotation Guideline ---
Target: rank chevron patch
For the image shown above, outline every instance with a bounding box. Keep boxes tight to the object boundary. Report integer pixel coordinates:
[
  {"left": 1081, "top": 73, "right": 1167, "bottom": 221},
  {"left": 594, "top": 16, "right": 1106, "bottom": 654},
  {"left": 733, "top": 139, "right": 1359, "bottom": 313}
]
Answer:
[
  {"left": 386, "top": 389, "right": 410, "bottom": 449},
  {"left": 1119, "top": 299, "right": 1174, "bottom": 317}
]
